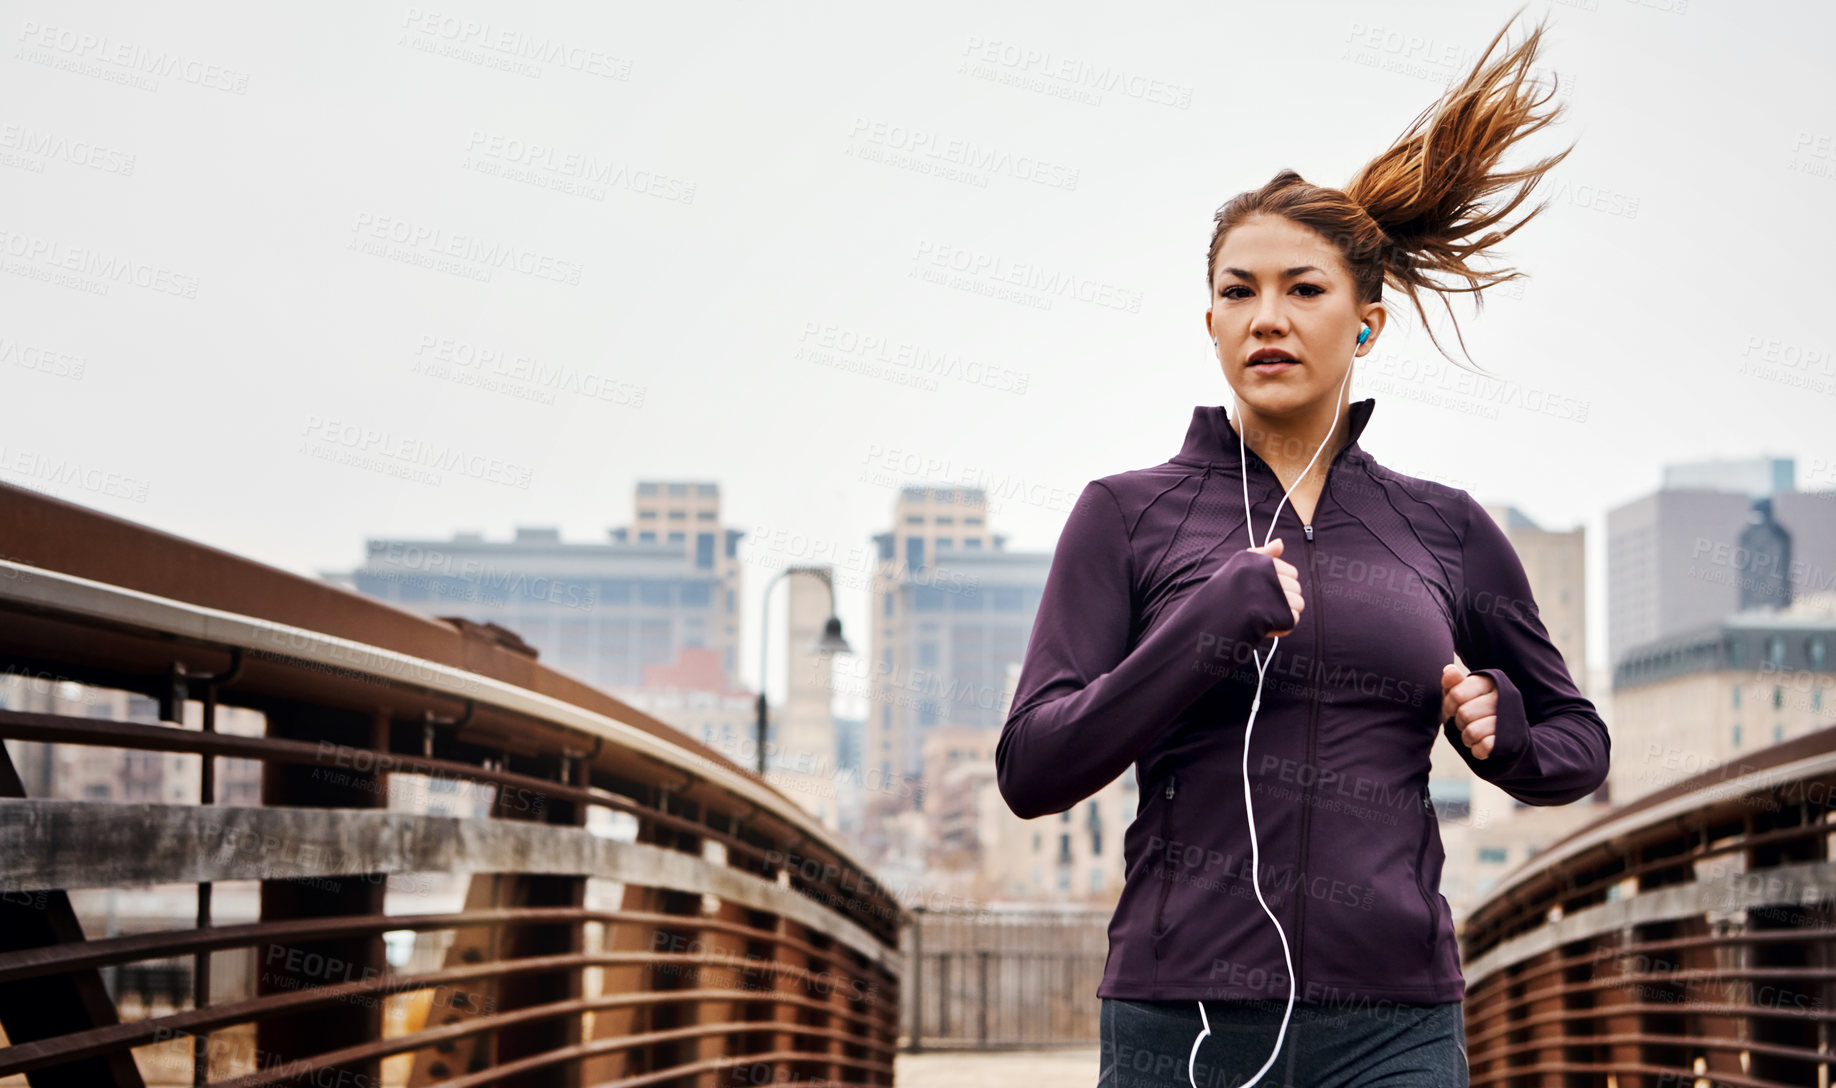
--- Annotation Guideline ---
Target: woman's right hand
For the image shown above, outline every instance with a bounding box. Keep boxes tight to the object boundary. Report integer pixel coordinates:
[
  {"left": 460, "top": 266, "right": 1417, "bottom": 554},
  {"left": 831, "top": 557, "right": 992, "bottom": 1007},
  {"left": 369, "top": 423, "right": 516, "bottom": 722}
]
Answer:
[{"left": 1246, "top": 538, "right": 1304, "bottom": 637}]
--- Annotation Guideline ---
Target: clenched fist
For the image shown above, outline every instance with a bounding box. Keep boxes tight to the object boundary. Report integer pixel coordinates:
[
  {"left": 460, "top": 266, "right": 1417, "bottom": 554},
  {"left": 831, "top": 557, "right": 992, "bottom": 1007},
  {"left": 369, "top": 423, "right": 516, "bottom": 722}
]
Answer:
[
  {"left": 1247, "top": 537, "right": 1304, "bottom": 638},
  {"left": 1442, "top": 663, "right": 1500, "bottom": 759}
]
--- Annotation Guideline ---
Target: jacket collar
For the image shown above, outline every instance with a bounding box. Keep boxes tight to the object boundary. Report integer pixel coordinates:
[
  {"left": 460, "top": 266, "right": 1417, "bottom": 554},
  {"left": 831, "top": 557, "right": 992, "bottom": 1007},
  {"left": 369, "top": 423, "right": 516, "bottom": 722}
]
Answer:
[{"left": 1172, "top": 397, "right": 1377, "bottom": 472}]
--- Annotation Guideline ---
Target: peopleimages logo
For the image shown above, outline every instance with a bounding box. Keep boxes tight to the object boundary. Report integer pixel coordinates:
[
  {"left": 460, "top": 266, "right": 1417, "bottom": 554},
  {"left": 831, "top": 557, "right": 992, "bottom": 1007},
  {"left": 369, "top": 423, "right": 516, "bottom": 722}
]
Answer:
[
  {"left": 14, "top": 20, "right": 252, "bottom": 94},
  {"left": 348, "top": 213, "right": 583, "bottom": 286},
  {"left": 300, "top": 416, "right": 534, "bottom": 490},
  {"left": 0, "top": 227, "right": 200, "bottom": 298}
]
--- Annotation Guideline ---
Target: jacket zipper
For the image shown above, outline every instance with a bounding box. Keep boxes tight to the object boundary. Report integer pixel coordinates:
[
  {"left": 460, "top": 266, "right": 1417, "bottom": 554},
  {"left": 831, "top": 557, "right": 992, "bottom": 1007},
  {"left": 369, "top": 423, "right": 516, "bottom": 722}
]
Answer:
[
  {"left": 1288, "top": 442, "right": 1354, "bottom": 989},
  {"left": 1416, "top": 786, "right": 1440, "bottom": 951},
  {"left": 1296, "top": 521, "right": 1322, "bottom": 986},
  {"left": 1153, "top": 772, "right": 1177, "bottom": 938}
]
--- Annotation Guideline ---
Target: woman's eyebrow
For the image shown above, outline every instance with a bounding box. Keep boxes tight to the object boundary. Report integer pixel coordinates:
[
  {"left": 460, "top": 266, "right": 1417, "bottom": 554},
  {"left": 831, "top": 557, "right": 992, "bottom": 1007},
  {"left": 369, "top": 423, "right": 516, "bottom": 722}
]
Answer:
[{"left": 1221, "top": 265, "right": 1325, "bottom": 280}]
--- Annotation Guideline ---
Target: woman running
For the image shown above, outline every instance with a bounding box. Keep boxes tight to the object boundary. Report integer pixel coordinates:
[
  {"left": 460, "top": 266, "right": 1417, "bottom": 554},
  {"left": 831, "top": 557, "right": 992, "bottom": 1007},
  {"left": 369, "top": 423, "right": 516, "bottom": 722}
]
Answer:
[{"left": 995, "top": 11, "right": 1610, "bottom": 1087}]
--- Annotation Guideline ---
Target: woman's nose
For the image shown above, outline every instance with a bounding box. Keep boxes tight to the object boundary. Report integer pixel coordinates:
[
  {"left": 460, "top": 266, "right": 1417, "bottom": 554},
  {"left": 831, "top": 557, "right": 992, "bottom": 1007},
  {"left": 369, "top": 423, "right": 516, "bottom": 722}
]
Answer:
[{"left": 1251, "top": 297, "right": 1289, "bottom": 334}]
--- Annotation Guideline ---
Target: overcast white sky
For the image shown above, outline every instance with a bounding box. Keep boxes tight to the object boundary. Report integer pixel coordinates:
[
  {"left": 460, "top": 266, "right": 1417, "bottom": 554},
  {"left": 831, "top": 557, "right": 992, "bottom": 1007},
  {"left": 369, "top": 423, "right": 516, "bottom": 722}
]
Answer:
[{"left": 4, "top": 0, "right": 1831, "bottom": 704}]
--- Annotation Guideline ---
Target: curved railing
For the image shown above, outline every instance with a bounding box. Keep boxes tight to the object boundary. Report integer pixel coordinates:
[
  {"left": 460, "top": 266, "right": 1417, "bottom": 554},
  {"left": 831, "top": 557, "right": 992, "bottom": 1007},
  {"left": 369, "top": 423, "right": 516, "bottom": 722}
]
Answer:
[
  {"left": 1458, "top": 724, "right": 1835, "bottom": 1086},
  {"left": 0, "top": 481, "right": 904, "bottom": 1087}
]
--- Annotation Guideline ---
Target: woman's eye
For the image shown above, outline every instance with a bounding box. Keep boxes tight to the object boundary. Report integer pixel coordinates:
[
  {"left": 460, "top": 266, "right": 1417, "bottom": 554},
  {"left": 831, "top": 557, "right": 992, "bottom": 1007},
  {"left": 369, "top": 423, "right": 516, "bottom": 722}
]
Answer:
[{"left": 1220, "top": 284, "right": 1323, "bottom": 299}]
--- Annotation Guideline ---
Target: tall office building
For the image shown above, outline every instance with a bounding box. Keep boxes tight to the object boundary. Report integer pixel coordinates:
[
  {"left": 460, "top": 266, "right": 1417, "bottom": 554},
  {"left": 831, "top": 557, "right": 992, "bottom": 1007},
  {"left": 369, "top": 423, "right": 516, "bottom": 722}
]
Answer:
[
  {"left": 1609, "top": 598, "right": 1836, "bottom": 807},
  {"left": 1663, "top": 457, "right": 1794, "bottom": 496},
  {"left": 866, "top": 486, "right": 1050, "bottom": 793},
  {"left": 1607, "top": 457, "right": 1836, "bottom": 668},
  {"left": 328, "top": 481, "right": 744, "bottom": 693}
]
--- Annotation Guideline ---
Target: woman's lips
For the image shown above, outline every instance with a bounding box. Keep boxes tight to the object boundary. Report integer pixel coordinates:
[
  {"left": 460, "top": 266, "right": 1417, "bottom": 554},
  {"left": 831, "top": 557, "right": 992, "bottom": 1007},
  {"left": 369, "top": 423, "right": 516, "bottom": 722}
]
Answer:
[{"left": 1247, "top": 361, "right": 1299, "bottom": 374}]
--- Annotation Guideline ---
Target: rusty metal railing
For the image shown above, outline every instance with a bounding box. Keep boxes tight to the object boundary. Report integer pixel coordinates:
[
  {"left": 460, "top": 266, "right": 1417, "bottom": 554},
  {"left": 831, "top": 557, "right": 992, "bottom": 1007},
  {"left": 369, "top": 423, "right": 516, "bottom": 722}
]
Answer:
[
  {"left": 0, "top": 481, "right": 904, "bottom": 1087},
  {"left": 1457, "top": 724, "right": 1836, "bottom": 1086},
  {"left": 903, "top": 905, "right": 1108, "bottom": 1051}
]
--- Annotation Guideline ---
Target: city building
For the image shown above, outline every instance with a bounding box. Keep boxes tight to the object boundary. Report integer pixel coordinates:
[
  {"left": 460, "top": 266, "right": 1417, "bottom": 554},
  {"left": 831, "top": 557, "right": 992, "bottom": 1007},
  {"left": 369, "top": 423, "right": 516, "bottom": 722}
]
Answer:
[
  {"left": 327, "top": 481, "right": 744, "bottom": 692},
  {"left": 1607, "top": 593, "right": 1836, "bottom": 807},
  {"left": 1607, "top": 457, "right": 1836, "bottom": 668},
  {"left": 867, "top": 486, "right": 1049, "bottom": 792}
]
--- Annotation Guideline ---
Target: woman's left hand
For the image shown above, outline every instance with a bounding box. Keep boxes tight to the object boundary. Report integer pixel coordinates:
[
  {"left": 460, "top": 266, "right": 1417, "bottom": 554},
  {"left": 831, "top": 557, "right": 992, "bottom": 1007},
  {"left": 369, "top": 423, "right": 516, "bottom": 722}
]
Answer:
[{"left": 1441, "top": 663, "right": 1499, "bottom": 759}]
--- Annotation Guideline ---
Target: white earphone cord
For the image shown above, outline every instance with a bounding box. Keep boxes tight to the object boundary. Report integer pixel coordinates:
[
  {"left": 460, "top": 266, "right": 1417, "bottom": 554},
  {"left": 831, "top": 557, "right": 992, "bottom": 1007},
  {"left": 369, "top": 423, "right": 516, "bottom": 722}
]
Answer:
[{"left": 1187, "top": 338, "right": 1358, "bottom": 1088}]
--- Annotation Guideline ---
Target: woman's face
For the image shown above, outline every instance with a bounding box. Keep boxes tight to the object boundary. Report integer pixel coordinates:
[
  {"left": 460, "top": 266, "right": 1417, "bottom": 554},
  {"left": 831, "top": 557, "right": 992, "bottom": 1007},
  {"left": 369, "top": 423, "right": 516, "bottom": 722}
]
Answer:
[{"left": 1206, "top": 214, "right": 1383, "bottom": 421}]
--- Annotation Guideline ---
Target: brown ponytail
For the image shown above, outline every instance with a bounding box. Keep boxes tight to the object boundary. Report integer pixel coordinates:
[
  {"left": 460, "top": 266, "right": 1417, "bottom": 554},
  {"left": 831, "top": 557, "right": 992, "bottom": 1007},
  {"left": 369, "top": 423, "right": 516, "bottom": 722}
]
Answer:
[{"left": 1205, "top": 6, "right": 1576, "bottom": 371}]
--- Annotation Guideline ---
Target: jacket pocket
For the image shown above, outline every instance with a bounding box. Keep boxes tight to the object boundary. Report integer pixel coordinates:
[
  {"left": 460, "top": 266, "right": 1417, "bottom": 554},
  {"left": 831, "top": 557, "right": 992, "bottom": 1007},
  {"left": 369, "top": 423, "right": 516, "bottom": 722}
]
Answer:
[
  {"left": 1152, "top": 772, "right": 1178, "bottom": 937},
  {"left": 1415, "top": 786, "right": 1440, "bottom": 952}
]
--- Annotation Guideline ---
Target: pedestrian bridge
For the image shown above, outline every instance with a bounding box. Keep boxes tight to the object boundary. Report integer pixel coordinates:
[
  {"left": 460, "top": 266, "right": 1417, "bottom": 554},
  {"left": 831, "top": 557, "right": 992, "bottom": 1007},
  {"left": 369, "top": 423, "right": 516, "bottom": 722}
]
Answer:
[{"left": 0, "top": 481, "right": 904, "bottom": 1087}]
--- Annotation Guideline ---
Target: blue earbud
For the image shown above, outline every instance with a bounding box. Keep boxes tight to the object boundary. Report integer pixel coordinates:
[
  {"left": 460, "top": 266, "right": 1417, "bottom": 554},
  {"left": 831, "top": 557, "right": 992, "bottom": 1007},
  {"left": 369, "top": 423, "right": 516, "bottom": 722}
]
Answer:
[{"left": 1357, "top": 326, "right": 1371, "bottom": 346}]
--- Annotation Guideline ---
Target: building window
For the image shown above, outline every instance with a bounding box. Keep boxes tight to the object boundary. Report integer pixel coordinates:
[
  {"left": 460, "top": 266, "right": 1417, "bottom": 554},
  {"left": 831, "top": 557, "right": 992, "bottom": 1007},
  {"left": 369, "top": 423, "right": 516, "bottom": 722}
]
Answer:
[
  {"left": 1773, "top": 723, "right": 1784, "bottom": 743},
  {"left": 1773, "top": 687, "right": 1783, "bottom": 709},
  {"left": 1766, "top": 635, "right": 1786, "bottom": 667},
  {"left": 1733, "top": 723, "right": 1743, "bottom": 747},
  {"left": 883, "top": 592, "right": 893, "bottom": 617},
  {"left": 1478, "top": 847, "right": 1508, "bottom": 864},
  {"left": 906, "top": 537, "right": 924, "bottom": 571},
  {"left": 1810, "top": 635, "right": 1828, "bottom": 669},
  {"left": 1091, "top": 868, "right": 1105, "bottom": 893},
  {"left": 696, "top": 533, "right": 715, "bottom": 568},
  {"left": 639, "top": 531, "right": 656, "bottom": 544},
  {"left": 1732, "top": 686, "right": 1741, "bottom": 709},
  {"left": 1816, "top": 689, "right": 1824, "bottom": 712}
]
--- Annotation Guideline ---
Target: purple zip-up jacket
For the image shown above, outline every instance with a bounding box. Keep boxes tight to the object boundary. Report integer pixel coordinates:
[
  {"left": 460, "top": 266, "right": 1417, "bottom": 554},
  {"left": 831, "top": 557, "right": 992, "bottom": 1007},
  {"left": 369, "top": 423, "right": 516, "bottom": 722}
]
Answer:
[{"left": 996, "top": 397, "right": 1610, "bottom": 1005}]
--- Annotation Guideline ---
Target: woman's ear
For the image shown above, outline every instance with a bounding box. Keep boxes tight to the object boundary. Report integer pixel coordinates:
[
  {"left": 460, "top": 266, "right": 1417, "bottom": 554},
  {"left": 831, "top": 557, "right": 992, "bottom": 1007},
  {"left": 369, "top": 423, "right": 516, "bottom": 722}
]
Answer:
[{"left": 1357, "top": 305, "right": 1388, "bottom": 352}]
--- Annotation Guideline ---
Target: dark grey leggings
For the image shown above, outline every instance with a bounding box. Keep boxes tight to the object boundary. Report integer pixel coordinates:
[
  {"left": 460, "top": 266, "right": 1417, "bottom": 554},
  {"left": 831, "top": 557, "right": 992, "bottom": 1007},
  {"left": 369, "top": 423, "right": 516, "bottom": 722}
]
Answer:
[{"left": 1099, "top": 997, "right": 1468, "bottom": 1087}]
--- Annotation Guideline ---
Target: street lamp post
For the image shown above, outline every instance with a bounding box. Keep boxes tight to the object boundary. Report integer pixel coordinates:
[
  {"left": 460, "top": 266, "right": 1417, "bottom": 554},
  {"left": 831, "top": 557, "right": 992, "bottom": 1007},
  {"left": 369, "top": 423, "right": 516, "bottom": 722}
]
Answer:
[{"left": 756, "top": 566, "right": 853, "bottom": 776}]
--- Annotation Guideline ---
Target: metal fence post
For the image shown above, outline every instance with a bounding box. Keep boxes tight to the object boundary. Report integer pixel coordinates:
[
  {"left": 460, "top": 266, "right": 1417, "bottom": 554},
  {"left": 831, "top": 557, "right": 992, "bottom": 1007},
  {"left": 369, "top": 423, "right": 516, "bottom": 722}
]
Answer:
[
  {"left": 978, "top": 949, "right": 990, "bottom": 1046},
  {"left": 909, "top": 906, "right": 924, "bottom": 1054}
]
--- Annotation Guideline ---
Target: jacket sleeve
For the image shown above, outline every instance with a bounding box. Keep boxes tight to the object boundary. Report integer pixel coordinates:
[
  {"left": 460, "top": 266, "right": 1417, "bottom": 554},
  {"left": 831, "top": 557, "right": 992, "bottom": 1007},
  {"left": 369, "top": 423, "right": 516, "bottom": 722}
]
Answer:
[
  {"left": 995, "top": 479, "right": 1294, "bottom": 819},
  {"left": 1444, "top": 493, "right": 1610, "bottom": 805}
]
